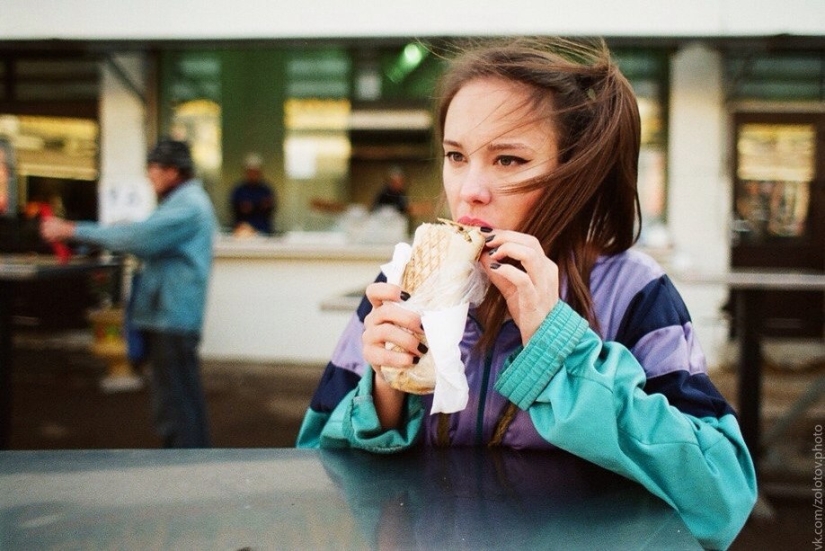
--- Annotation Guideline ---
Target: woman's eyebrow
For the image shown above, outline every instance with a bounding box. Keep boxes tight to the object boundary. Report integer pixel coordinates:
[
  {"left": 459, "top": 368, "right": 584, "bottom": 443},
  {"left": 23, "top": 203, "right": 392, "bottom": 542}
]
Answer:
[
  {"left": 442, "top": 138, "right": 535, "bottom": 154},
  {"left": 487, "top": 141, "right": 533, "bottom": 152}
]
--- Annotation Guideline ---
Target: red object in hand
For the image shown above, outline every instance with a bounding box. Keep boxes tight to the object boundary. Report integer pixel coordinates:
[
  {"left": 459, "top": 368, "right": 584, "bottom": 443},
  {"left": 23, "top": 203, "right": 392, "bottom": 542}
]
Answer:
[{"left": 39, "top": 203, "right": 72, "bottom": 264}]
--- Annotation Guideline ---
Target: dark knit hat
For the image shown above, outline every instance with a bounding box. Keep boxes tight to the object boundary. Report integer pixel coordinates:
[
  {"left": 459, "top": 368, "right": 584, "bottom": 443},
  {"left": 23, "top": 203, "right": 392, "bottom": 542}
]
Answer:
[{"left": 147, "top": 139, "right": 193, "bottom": 171}]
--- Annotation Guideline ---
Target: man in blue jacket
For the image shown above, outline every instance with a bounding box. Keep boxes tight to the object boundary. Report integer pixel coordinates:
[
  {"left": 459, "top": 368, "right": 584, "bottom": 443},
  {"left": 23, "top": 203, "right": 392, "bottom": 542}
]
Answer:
[{"left": 42, "top": 138, "right": 218, "bottom": 448}]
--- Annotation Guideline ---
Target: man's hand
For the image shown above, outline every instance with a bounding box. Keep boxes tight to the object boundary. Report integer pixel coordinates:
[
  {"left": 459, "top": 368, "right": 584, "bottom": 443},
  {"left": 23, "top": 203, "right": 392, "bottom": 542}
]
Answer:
[{"left": 40, "top": 217, "right": 76, "bottom": 242}]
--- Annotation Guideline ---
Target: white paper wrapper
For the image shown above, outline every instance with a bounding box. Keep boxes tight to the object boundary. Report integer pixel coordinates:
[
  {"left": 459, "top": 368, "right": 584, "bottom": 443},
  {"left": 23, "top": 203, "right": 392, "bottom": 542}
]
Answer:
[
  {"left": 381, "top": 243, "right": 412, "bottom": 286},
  {"left": 380, "top": 241, "right": 479, "bottom": 414},
  {"left": 422, "top": 304, "right": 470, "bottom": 413}
]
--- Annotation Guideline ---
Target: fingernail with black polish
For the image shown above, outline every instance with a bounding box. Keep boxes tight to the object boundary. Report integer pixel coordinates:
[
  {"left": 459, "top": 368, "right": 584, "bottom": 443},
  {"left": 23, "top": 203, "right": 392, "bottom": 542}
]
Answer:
[
  {"left": 480, "top": 226, "right": 493, "bottom": 233},
  {"left": 400, "top": 291, "right": 411, "bottom": 301},
  {"left": 484, "top": 235, "right": 495, "bottom": 243},
  {"left": 488, "top": 247, "right": 497, "bottom": 255},
  {"left": 418, "top": 342, "right": 429, "bottom": 354},
  {"left": 412, "top": 356, "right": 420, "bottom": 364},
  {"left": 490, "top": 262, "right": 501, "bottom": 270}
]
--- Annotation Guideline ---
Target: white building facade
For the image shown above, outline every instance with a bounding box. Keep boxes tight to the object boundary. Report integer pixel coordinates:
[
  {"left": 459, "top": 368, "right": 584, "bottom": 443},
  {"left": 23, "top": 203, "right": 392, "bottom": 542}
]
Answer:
[{"left": 1, "top": 1, "right": 823, "bottom": 366}]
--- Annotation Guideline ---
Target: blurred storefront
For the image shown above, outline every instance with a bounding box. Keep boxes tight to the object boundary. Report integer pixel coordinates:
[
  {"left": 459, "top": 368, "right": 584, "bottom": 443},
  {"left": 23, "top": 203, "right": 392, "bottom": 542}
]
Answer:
[
  {"left": 0, "top": 52, "right": 103, "bottom": 328},
  {"left": 0, "top": 1, "right": 823, "bottom": 363},
  {"left": 724, "top": 49, "right": 825, "bottom": 339}
]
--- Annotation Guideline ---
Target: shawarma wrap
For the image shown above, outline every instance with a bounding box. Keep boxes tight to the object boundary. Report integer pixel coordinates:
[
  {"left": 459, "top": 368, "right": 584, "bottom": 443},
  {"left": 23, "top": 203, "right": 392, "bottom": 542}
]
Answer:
[{"left": 380, "top": 220, "right": 487, "bottom": 395}]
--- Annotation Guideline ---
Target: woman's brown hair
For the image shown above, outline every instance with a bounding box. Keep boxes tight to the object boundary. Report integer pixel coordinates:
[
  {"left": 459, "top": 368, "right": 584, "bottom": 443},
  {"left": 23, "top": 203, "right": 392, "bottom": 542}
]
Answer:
[{"left": 434, "top": 37, "right": 642, "bottom": 349}]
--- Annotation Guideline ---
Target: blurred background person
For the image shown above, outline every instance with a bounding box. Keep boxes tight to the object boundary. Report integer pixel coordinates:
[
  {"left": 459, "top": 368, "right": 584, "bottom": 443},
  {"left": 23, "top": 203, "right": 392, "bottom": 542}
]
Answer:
[
  {"left": 41, "top": 138, "right": 218, "bottom": 448},
  {"left": 370, "top": 165, "right": 434, "bottom": 236},
  {"left": 371, "top": 165, "right": 409, "bottom": 215},
  {"left": 230, "top": 152, "right": 277, "bottom": 235}
]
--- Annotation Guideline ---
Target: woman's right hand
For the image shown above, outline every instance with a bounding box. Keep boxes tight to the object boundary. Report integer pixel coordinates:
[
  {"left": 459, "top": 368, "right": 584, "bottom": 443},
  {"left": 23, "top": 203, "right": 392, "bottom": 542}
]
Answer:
[
  {"left": 362, "top": 281, "right": 425, "bottom": 429},
  {"left": 362, "top": 282, "right": 425, "bottom": 372}
]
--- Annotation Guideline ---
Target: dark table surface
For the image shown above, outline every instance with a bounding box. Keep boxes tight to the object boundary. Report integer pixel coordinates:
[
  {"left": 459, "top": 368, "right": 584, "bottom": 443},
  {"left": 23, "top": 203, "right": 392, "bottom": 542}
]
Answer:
[
  {"left": 674, "top": 269, "right": 825, "bottom": 463},
  {"left": 0, "top": 447, "right": 701, "bottom": 550},
  {"left": 0, "top": 253, "right": 119, "bottom": 280}
]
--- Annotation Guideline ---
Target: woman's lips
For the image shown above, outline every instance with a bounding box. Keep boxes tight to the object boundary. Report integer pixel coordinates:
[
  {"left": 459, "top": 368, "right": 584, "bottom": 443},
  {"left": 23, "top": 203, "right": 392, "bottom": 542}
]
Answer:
[{"left": 457, "top": 216, "right": 492, "bottom": 228}]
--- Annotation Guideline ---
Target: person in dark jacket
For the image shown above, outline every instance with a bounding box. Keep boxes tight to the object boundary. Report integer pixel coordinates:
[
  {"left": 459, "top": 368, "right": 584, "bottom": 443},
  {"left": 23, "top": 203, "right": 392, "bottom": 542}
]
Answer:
[
  {"left": 230, "top": 153, "right": 277, "bottom": 234},
  {"left": 371, "top": 166, "right": 409, "bottom": 215}
]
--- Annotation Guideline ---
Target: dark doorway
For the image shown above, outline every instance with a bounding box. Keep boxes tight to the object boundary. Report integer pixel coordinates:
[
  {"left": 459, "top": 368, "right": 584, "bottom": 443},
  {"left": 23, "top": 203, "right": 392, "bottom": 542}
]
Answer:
[{"left": 26, "top": 176, "right": 98, "bottom": 221}]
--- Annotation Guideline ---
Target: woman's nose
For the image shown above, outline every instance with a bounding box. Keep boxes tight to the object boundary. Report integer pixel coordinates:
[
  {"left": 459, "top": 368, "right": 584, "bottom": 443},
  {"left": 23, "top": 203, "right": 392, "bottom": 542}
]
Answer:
[{"left": 458, "top": 168, "right": 492, "bottom": 205}]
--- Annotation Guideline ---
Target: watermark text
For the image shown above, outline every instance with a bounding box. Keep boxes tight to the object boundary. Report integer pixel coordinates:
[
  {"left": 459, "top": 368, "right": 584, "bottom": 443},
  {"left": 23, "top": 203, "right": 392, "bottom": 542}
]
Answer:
[{"left": 814, "top": 424, "right": 823, "bottom": 549}]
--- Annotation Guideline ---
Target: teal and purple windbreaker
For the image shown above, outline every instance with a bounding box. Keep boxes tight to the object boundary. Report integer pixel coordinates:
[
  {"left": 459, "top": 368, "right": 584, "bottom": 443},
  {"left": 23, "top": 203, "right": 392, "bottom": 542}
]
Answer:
[{"left": 297, "top": 248, "right": 756, "bottom": 550}]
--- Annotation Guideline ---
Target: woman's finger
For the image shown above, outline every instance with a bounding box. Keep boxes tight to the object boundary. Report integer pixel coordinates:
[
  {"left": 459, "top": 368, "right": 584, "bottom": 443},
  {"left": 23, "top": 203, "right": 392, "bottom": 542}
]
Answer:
[
  {"left": 362, "top": 297, "right": 426, "bottom": 369},
  {"left": 365, "top": 281, "right": 407, "bottom": 308},
  {"left": 478, "top": 228, "right": 560, "bottom": 343}
]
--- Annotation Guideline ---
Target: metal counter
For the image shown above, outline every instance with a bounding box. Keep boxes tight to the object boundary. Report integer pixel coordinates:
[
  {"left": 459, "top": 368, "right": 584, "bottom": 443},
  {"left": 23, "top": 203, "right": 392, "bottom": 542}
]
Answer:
[{"left": 0, "top": 447, "right": 700, "bottom": 550}]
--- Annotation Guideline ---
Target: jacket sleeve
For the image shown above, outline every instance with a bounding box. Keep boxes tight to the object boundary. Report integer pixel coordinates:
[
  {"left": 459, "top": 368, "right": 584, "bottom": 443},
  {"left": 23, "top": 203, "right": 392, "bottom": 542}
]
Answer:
[
  {"left": 296, "top": 359, "right": 426, "bottom": 452},
  {"left": 73, "top": 190, "right": 202, "bottom": 258},
  {"left": 306, "top": 370, "right": 426, "bottom": 452},
  {"left": 296, "top": 274, "right": 425, "bottom": 451},
  {"left": 495, "top": 301, "right": 757, "bottom": 551}
]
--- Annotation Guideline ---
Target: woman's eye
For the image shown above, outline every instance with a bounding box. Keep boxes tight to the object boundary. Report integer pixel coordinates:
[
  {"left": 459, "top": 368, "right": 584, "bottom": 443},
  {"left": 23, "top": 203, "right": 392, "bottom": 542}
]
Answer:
[
  {"left": 445, "top": 151, "right": 464, "bottom": 162},
  {"left": 497, "top": 155, "right": 527, "bottom": 167}
]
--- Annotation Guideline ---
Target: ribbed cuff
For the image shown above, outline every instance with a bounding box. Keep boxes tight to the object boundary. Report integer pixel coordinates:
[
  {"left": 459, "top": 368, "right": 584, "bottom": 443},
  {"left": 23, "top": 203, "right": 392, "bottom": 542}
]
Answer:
[
  {"left": 495, "top": 301, "right": 589, "bottom": 409},
  {"left": 343, "top": 370, "right": 424, "bottom": 453}
]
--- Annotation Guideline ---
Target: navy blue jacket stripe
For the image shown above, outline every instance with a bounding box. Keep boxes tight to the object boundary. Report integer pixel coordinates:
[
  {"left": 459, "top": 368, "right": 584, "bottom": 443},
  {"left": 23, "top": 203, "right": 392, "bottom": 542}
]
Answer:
[
  {"left": 615, "top": 275, "right": 691, "bottom": 350},
  {"left": 308, "top": 362, "right": 362, "bottom": 413},
  {"left": 645, "top": 370, "right": 736, "bottom": 419}
]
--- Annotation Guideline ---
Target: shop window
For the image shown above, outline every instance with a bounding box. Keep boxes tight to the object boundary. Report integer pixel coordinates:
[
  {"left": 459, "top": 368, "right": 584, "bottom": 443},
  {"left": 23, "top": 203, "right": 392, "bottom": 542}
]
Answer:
[
  {"left": 735, "top": 123, "right": 814, "bottom": 242},
  {"left": 160, "top": 52, "right": 223, "bottom": 204},
  {"left": 0, "top": 114, "right": 98, "bottom": 215},
  {"left": 170, "top": 99, "right": 222, "bottom": 195},
  {"left": 283, "top": 48, "right": 352, "bottom": 231},
  {"left": 724, "top": 51, "right": 825, "bottom": 102},
  {"left": 730, "top": 112, "right": 825, "bottom": 337},
  {"left": 163, "top": 55, "right": 222, "bottom": 104},
  {"left": 286, "top": 49, "right": 350, "bottom": 99},
  {"left": 151, "top": 42, "right": 670, "bottom": 238},
  {"left": 0, "top": 52, "right": 100, "bottom": 267}
]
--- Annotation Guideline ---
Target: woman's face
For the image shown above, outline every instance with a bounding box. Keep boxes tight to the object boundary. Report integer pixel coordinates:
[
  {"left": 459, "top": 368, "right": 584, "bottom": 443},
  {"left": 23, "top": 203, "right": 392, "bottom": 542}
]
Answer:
[{"left": 442, "top": 77, "right": 559, "bottom": 230}]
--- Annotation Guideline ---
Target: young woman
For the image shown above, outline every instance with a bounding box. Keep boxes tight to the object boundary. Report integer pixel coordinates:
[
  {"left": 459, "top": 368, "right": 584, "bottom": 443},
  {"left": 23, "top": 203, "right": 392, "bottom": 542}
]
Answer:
[{"left": 297, "top": 38, "right": 756, "bottom": 549}]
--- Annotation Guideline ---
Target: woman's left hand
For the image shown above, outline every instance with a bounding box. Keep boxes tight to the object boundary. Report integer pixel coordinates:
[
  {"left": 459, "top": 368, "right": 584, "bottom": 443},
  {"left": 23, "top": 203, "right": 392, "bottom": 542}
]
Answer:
[{"left": 480, "top": 229, "right": 560, "bottom": 345}]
